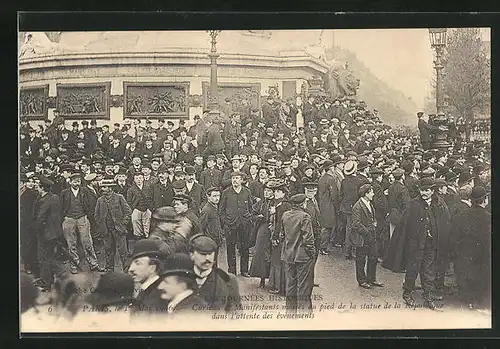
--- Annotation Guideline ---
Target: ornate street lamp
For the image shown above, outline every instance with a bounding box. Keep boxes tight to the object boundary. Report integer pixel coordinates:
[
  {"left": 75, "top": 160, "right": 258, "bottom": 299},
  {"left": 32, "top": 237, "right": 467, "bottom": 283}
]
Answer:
[
  {"left": 428, "top": 28, "right": 450, "bottom": 148},
  {"left": 428, "top": 28, "right": 447, "bottom": 114},
  {"left": 206, "top": 30, "right": 221, "bottom": 121}
]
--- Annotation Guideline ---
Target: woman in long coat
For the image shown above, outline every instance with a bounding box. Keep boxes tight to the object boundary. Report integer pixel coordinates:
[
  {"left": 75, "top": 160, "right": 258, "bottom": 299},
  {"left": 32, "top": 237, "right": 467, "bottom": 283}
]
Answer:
[
  {"left": 268, "top": 180, "right": 291, "bottom": 295},
  {"left": 249, "top": 185, "right": 275, "bottom": 286}
]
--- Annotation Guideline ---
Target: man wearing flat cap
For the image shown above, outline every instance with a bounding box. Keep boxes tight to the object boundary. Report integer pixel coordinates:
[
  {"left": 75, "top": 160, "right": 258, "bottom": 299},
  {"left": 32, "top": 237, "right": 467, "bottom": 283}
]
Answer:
[
  {"left": 189, "top": 234, "right": 241, "bottom": 312},
  {"left": 281, "top": 193, "right": 317, "bottom": 314},
  {"left": 94, "top": 179, "right": 132, "bottom": 272},
  {"left": 351, "top": 184, "right": 384, "bottom": 289},
  {"left": 156, "top": 253, "right": 209, "bottom": 315},
  {"left": 61, "top": 172, "right": 103, "bottom": 274},
  {"left": 450, "top": 186, "right": 491, "bottom": 311},
  {"left": 219, "top": 170, "right": 255, "bottom": 277}
]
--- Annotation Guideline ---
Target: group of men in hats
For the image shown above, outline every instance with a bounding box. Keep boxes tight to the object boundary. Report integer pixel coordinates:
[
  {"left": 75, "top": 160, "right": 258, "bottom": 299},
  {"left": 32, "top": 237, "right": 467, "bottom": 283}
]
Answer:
[{"left": 20, "top": 95, "right": 491, "bottom": 319}]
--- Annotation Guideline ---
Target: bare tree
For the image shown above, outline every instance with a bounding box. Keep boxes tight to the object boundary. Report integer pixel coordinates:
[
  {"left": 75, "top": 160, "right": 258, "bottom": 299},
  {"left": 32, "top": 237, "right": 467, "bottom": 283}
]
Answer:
[{"left": 443, "top": 28, "right": 490, "bottom": 141}]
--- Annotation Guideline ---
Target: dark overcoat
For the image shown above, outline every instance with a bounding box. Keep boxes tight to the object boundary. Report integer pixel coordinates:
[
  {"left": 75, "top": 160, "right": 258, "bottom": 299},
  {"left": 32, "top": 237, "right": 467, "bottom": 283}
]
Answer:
[
  {"left": 382, "top": 195, "right": 450, "bottom": 274},
  {"left": 94, "top": 192, "right": 132, "bottom": 236},
  {"left": 197, "top": 268, "right": 242, "bottom": 312},
  {"left": 34, "top": 193, "right": 63, "bottom": 241},
  {"left": 317, "top": 172, "right": 340, "bottom": 228},
  {"left": 130, "top": 277, "right": 166, "bottom": 315},
  {"left": 339, "top": 175, "right": 363, "bottom": 215},
  {"left": 451, "top": 205, "right": 490, "bottom": 285},
  {"left": 199, "top": 202, "right": 223, "bottom": 245},
  {"left": 387, "top": 181, "right": 410, "bottom": 226}
]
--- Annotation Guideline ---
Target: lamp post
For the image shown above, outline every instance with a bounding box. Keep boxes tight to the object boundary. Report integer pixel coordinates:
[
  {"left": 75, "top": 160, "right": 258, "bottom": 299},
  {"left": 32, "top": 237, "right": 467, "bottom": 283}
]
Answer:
[
  {"left": 207, "top": 30, "right": 221, "bottom": 121},
  {"left": 428, "top": 28, "right": 450, "bottom": 148},
  {"left": 428, "top": 28, "right": 447, "bottom": 114}
]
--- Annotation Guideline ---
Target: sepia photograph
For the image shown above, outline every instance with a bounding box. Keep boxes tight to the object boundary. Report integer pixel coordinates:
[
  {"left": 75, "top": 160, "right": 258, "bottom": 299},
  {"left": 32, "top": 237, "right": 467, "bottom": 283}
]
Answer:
[{"left": 18, "top": 26, "right": 491, "bottom": 333}]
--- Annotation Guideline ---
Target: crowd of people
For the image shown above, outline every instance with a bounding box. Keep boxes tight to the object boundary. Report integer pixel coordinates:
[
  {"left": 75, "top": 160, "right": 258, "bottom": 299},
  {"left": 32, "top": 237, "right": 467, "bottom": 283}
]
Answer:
[{"left": 20, "top": 93, "right": 491, "bottom": 326}]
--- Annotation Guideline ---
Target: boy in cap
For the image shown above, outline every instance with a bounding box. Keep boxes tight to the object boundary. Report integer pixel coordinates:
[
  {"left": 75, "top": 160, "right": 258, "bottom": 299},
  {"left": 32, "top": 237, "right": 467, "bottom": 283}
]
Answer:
[
  {"left": 351, "top": 184, "right": 384, "bottom": 289},
  {"left": 172, "top": 194, "right": 202, "bottom": 238},
  {"left": 189, "top": 234, "right": 242, "bottom": 312},
  {"left": 94, "top": 179, "right": 132, "bottom": 272}
]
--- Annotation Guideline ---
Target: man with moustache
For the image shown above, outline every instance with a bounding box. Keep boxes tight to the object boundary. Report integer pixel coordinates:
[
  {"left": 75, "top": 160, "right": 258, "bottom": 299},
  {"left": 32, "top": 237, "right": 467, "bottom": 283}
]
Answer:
[
  {"left": 152, "top": 164, "right": 174, "bottom": 209},
  {"left": 94, "top": 179, "right": 132, "bottom": 272},
  {"left": 400, "top": 178, "right": 450, "bottom": 311},
  {"left": 129, "top": 239, "right": 168, "bottom": 316},
  {"left": 219, "top": 171, "right": 255, "bottom": 277},
  {"left": 184, "top": 166, "right": 206, "bottom": 215},
  {"left": 156, "top": 253, "right": 209, "bottom": 315},
  {"left": 127, "top": 172, "right": 153, "bottom": 239},
  {"left": 61, "top": 173, "right": 103, "bottom": 274},
  {"left": 190, "top": 235, "right": 241, "bottom": 312}
]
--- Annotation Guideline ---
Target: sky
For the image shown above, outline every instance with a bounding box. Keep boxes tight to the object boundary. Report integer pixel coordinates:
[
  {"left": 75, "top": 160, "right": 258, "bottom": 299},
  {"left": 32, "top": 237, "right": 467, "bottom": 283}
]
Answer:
[
  {"left": 34, "top": 28, "right": 491, "bottom": 110},
  {"left": 332, "top": 28, "right": 490, "bottom": 109}
]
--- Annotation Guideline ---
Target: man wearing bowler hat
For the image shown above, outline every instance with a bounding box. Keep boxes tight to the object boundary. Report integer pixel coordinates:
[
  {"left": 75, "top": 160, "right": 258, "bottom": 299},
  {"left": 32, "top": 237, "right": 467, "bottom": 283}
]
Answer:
[
  {"left": 94, "top": 179, "right": 132, "bottom": 272},
  {"left": 281, "top": 194, "right": 317, "bottom": 314},
  {"left": 128, "top": 239, "right": 169, "bottom": 315},
  {"left": 219, "top": 171, "right": 255, "bottom": 277},
  {"left": 157, "top": 253, "right": 209, "bottom": 315},
  {"left": 189, "top": 234, "right": 241, "bottom": 312},
  {"left": 400, "top": 177, "right": 451, "bottom": 310},
  {"left": 79, "top": 272, "right": 134, "bottom": 326}
]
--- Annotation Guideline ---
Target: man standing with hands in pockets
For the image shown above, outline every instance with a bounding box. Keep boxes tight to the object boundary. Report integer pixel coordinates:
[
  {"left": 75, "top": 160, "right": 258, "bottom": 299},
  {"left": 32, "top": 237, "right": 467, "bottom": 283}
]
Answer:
[{"left": 351, "top": 184, "right": 384, "bottom": 289}]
